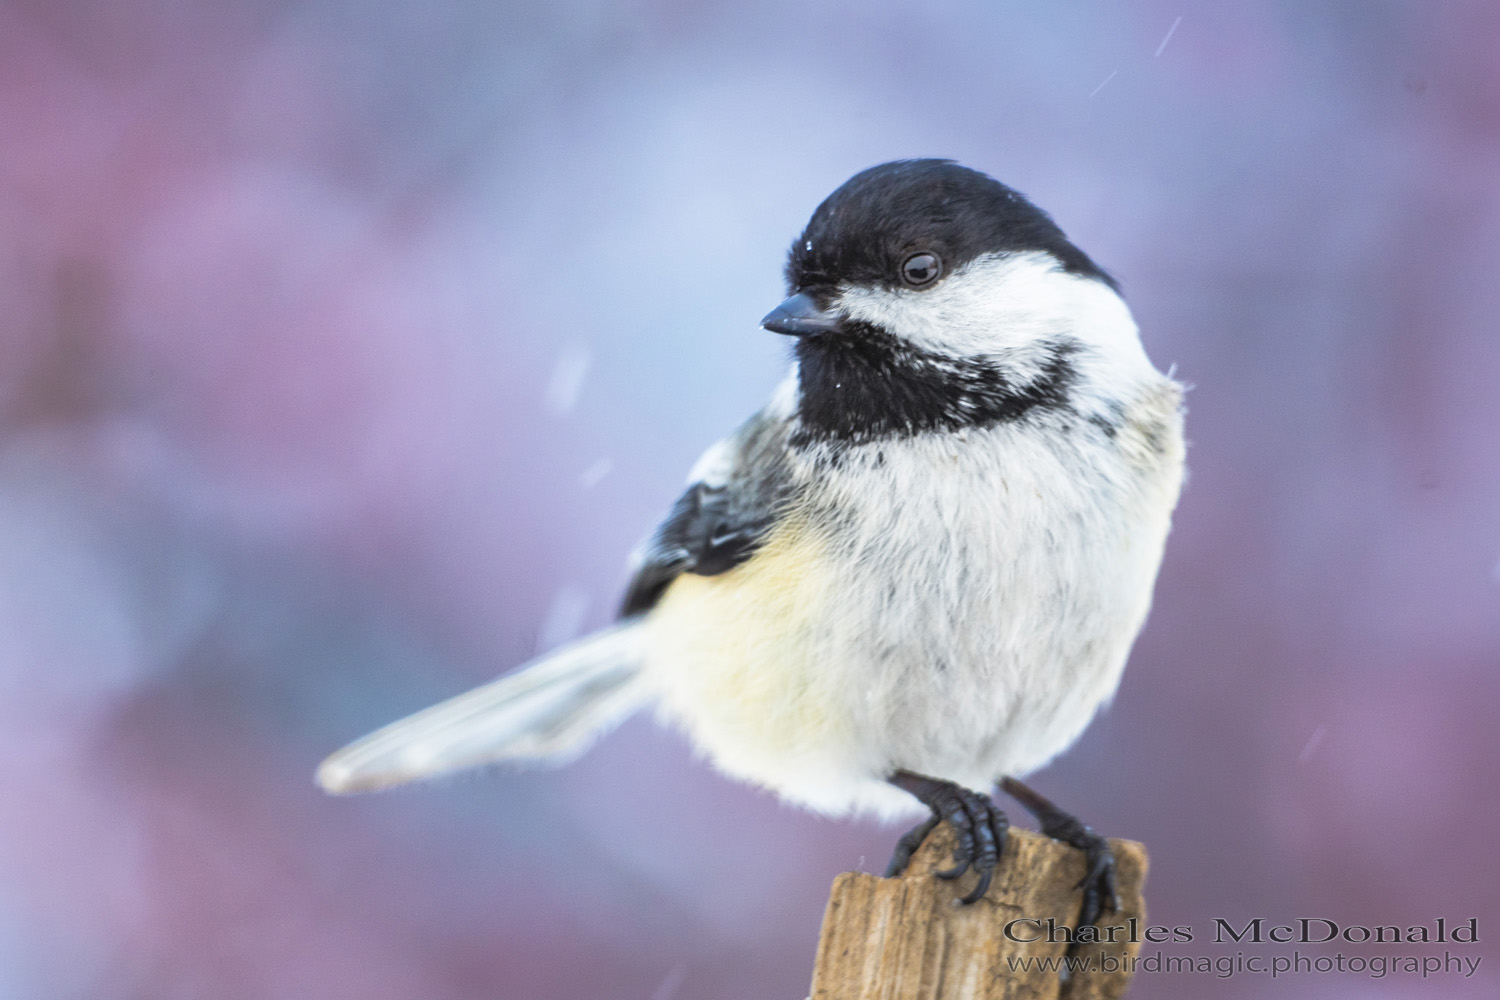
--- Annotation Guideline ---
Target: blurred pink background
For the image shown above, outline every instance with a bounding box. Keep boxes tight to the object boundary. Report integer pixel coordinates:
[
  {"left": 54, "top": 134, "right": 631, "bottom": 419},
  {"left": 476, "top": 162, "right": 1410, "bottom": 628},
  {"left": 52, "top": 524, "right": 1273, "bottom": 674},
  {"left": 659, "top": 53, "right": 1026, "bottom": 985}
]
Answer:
[{"left": 2, "top": 2, "right": 1498, "bottom": 997}]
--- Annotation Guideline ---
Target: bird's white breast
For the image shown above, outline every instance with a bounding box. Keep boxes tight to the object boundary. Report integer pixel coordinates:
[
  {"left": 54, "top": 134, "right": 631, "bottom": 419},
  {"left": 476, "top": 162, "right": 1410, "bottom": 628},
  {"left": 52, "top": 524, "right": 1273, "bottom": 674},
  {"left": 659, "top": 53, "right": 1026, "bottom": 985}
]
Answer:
[{"left": 643, "top": 378, "right": 1183, "bottom": 820}]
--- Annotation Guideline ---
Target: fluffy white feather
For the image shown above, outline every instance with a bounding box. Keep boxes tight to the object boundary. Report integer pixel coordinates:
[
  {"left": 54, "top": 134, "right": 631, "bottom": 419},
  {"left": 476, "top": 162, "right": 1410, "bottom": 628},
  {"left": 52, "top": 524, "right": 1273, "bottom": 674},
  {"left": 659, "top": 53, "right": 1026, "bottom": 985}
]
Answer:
[{"left": 644, "top": 309, "right": 1183, "bottom": 818}]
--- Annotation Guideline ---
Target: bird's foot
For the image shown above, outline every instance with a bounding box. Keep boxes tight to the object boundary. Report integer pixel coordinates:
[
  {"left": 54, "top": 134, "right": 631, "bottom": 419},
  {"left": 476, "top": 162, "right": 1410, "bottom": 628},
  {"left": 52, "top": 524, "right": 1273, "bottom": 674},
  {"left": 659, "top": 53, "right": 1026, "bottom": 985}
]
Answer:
[
  {"left": 1000, "top": 777, "right": 1119, "bottom": 933},
  {"left": 886, "top": 770, "right": 1009, "bottom": 905}
]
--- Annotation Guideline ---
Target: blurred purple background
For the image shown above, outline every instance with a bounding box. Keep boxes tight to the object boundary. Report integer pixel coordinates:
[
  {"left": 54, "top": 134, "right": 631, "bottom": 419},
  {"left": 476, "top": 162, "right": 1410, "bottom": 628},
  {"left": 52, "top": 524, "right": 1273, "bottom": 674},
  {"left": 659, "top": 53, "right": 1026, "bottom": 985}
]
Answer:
[{"left": 2, "top": 1, "right": 1498, "bottom": 997}]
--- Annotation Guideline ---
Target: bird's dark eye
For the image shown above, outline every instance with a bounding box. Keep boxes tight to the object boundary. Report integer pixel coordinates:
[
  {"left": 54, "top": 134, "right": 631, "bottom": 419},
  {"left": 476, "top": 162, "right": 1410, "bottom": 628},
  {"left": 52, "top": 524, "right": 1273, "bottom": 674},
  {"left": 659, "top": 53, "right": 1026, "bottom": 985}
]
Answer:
[{"left": 900, "top": 252, "right": 942, "bottom": 287}]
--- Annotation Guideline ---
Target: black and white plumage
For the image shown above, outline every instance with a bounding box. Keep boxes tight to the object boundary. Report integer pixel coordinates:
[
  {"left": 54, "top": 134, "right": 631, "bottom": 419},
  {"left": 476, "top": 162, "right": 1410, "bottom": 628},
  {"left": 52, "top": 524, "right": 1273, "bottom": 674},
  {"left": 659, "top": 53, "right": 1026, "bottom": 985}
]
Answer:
[{"left": 317, "top": 159, "right": 1185, "bottom": 912}]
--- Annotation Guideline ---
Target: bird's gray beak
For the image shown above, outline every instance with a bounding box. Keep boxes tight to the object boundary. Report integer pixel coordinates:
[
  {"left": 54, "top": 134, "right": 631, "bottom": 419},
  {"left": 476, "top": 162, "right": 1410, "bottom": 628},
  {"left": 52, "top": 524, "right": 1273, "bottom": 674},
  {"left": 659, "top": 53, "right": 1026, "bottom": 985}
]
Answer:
[{"left": 760, "top": 292, "right": 845, "bottom": 337}]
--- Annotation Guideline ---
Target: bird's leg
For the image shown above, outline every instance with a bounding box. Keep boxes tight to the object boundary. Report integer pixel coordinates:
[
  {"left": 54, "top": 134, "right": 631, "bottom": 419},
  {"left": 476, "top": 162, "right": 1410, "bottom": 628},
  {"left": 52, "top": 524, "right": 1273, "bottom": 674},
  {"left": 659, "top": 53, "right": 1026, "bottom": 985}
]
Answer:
[
  {"left": 999, "top": 776, "right": 1120, "bottom": 933},
  {"left": 885, "top": 770, "right": 1009, "bottom": 904}
]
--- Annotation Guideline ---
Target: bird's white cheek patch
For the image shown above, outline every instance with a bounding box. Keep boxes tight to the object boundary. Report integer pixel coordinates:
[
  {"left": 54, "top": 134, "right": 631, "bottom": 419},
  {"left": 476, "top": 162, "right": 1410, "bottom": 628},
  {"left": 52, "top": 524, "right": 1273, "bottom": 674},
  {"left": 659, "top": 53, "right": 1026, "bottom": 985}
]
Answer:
[{"left": 834, "top": 251, "right": 1126, "bottom": 360}]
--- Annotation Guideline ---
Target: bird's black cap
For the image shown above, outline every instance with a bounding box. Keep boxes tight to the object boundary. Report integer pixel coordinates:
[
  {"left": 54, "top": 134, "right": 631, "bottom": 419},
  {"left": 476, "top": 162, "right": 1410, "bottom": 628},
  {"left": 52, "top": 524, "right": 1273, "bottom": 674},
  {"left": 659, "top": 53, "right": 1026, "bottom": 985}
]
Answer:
[{"left": 786, "top": 159, "right": 1116, "bottom": 296}]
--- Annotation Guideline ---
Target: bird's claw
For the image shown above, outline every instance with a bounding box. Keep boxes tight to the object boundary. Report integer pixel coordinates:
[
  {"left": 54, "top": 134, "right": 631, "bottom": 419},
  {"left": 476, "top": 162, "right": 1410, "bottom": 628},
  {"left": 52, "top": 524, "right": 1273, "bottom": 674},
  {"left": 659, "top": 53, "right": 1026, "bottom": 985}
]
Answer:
[
  {"left": 1074, "top": 834, "right": 1120, "bottom": 929},
  {"left": 885, "top": 772, "right": 1008, "bottom": 905},
  {"left": 883, "top": 815, "right": 938, "bottom": 878},
  {"left": 998, "top": 776, "right": 1121, "bottom": 940}
]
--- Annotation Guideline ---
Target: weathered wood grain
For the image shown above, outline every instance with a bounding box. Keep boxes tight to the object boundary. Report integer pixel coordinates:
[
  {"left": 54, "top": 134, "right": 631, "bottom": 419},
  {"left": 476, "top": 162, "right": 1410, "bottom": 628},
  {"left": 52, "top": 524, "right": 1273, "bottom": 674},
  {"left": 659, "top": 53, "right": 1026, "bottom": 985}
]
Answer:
[{"left": 809, "top": 825, "right": 1147, "bottom": 1000}]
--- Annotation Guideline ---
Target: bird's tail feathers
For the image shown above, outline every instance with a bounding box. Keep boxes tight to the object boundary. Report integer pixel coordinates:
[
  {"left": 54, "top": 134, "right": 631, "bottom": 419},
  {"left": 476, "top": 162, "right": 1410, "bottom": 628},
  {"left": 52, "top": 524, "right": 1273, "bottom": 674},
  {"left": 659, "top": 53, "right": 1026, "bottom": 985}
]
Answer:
[{"left": 316, "top": 622, "right": 648, "bottom": 794}]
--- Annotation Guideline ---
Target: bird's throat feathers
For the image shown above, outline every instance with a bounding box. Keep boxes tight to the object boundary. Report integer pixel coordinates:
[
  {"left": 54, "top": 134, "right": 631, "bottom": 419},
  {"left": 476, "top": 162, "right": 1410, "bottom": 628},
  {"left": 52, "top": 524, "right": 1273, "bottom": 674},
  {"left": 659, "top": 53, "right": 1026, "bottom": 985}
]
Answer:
[{"left": 791, "top": 330, "right": 1081, "bottom": 445}]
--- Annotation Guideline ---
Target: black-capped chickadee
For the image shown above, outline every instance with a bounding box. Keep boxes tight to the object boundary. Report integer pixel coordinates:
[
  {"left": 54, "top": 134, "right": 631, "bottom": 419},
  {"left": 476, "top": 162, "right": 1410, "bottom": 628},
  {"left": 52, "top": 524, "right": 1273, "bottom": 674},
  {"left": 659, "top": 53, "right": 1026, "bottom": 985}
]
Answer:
[{"left": 317, "top": 160, "right": 1184, "bottom": 924}]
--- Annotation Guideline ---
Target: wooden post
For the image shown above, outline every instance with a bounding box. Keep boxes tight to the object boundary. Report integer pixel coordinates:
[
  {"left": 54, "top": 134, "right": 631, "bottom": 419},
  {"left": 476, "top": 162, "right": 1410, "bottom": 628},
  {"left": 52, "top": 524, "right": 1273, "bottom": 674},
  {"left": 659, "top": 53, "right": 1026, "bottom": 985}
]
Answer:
[{"left": 809, "top": 826, "right": 1147, "bottom": 1000}]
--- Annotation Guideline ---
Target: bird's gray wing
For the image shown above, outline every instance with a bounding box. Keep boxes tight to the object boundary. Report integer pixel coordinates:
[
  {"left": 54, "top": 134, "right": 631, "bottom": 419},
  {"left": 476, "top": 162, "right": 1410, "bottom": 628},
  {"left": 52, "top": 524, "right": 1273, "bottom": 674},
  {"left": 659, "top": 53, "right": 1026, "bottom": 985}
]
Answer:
[{"left": 619, "top": 406, "right": 795, "bottom": 618}]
